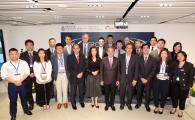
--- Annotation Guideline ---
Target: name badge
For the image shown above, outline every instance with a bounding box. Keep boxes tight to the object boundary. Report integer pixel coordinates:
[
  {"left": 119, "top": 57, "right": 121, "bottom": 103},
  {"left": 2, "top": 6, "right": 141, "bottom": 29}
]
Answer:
[
  {"left": 176, "top": 77, "right": 180, "bottom": 81},
  {"left": 14, "top": 73, "right": 21, "bottom": 80},
  {"left": 41, "top": 73, "right": 47, "bottom": 80}
]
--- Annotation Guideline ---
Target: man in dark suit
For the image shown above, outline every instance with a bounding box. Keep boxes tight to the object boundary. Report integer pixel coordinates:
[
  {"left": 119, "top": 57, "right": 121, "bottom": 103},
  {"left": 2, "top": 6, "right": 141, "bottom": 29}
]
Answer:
[
  {"left": 105, "top": 34, "right": 115, "bottom": 48},
  {"left": 46, "top": 38, "right": 56, "bottom": 99},
  {"left": 97, "top": 37, "right": 107, "bottom": 59},
  {"left": 119, "top": 43, "right": 139, "bottom": 110},
  {"left": 135, "top": 44, "right": 157, "bottom": 112},
  {"left": 67, "top": 44, "right": 86, "bottom": 110},
  {"left": 100, "top": 47, "right": 120, "bottom": 111},
  {"left": 20, "top": 39, "right": 38, "bottom": 110},
  {"left": 46, "top": 38, "right": 56, "bottom": 60},
  {"left": 79, "top": 33, "right": 92, "bottom": 59},
  {"left": 134, "top": 39, "right": 142, "bottom": 56}
]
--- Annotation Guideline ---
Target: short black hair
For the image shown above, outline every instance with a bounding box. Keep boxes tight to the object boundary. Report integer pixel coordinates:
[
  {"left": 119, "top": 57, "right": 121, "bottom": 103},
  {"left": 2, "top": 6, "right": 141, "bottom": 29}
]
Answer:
[
  {"left": 116, "top": 40, "right": 123, "bottom": 44},
  {"left": 150, "top": 37, "right": 157, "bottom": 41},
  {"left": 65, "top": 35, "right": 72, "bottom": 39},
  {"left": 49, "top": 38, "right": 56, "bottom": 42},
  {"left": 158, "top": 38, "right": 166, "bottom": 44},
  {"left": 55, "top": 43, "right": 64, "bottom": 49},
  {"left": 141, "top": 43, "right": 150, "bottom": 49},
  {"left": 126, "top": 43, "right": 134, "bottom": 48},
  {"left": 134, "top": 39, "right": 142, "bottom": 43},
  {"left": 98, "top": 37, "right": 105, "bottom": 41},
  {"left": 9, "top": 48, "right": 18, "bottom": 53},
  {"left": 177, "top": 51, "right": 187, "bottom": 61},
  {"left": 107, "top": 34, "right": 113, "bottom": 38},
  {"left": 25, "top": 39, "right": 34, "bottom": 46}
]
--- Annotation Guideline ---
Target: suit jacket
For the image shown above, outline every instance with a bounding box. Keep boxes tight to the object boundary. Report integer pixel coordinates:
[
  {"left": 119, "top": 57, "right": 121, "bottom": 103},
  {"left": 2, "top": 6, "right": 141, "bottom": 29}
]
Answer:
[
  {"left": 64, "top": 45, "right": 72, "bottom": 62},
  {"left": 100, "top": 56, "right": 120, "bottom": 85},
  {"left": 150, "top": 49, "right": 159, "bottom": 60},
  {"left": 79, "top": 42, "right": 93, "bottom": 58},
  {"left": 50, "top": 53, "right": 67, "bottom": 81},
  {"left": 119, "top": 54, "right": 139, "bottom": 84},
  {"left": 155, "top": 62, "right": 174, "bottom": 80},
  {"left": 138, "top": 55, "right": 157, "bottom": 83},
  {"left": 172, "top": 61, "right": 194, "bottom": 89},
  {"left": 20, "top": 51, "right": 38, "bottom": 73},
  {"left": 67, "top": 53, "right": 86, "bottom": 84},
  {"left": 46, "top": 48, "right": 55, "bottom": 60},
  {"left": 105, "top": 43, "right": 116, "bottom": 49}
]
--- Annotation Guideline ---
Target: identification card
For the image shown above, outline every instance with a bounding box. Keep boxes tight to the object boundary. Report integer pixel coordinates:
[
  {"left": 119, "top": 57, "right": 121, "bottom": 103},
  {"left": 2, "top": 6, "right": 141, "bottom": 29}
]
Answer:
[
  {"left": 14, "top": 73, "right": 21, "bottom": 80},
  {"left": 41, "top": 73, "right": 47, "bottom": 80},
  {"left": 176, "top": 77, "right": 180, "bottom": 81}
]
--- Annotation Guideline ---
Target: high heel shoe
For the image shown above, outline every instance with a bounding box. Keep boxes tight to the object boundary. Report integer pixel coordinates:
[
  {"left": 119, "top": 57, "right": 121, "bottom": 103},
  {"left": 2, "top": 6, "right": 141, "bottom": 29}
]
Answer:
[
  {"left": 154, "top": 108, "right": 158, "bottom": 114},
  {"left": 178, "top": 111, "right": 183, "bottom": 118},
  {"left": 170, "top": 109, "right": 176, "bottom": 114}
]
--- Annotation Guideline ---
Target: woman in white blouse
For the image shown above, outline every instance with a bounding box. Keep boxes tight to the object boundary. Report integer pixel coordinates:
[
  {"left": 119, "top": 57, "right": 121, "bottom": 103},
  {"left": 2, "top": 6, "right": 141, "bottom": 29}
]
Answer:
[{"left": 33, "top": 48, "right": 52, "bottom": 110}]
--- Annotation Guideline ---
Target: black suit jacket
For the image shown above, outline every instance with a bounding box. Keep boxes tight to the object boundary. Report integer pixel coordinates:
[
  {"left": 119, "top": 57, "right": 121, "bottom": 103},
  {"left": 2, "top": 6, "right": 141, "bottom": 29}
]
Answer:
[
  {"left": 172, "top": 61, "right": 194, "bottom": 89},
  {"left": 156, "top": 62, "right": 174, "bottom": 80},
  {"left": 20, "top": 51, "right": 38, "bottom": 73},
  {"left": 119, "top": 54, "right": 139, "bottom": 84},
  {"left": 46, "top": 48, "right": 52, "bottom": 60},
  {"left": 138, "top": 55, "right": 157, "bottom": 82},
  {"left": 100, "top": 57, "right": 120, "bottom": 85},
  {"left": 67, "top": 53, "right": 86, "bottom": 84}
]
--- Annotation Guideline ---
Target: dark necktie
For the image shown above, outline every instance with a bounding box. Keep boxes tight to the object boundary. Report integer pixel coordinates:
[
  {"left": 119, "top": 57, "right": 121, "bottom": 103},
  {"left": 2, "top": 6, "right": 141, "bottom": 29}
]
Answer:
[{"left": 151, "top": 46, "right": 154, "bottom": 51}]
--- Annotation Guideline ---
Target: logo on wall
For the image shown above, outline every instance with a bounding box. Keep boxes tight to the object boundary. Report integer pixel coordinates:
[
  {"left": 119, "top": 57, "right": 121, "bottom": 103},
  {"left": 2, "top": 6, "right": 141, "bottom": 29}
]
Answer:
[{"left": 61, "top": 32, "right": 154, "bottom": 46}]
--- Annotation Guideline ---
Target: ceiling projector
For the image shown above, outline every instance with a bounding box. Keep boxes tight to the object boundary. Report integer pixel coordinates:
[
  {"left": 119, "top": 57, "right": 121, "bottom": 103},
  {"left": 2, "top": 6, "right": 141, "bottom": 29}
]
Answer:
[{"left": 114, "top": 18, "right": 128, "bottom": 29}]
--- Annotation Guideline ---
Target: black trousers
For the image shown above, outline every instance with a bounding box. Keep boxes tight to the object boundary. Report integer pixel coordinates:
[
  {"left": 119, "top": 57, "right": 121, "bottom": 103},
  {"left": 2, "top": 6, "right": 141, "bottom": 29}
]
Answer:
[
  {"left": 153, "top": 79, "right": 170, "bottom": 108},
  {"left": 120, "top": 77, "right": 135, "bottom": 106},
  {"left": 70, "top": 81, "right": 85, "bottom": 105},
  {"left": 136, "top": 81, "right": 151, "bottom": 106},
  {"left": 104, "top": 84, "right": 116, "bottom": 107},
  {"left": 24, "top": 77, "right": 41, "bottom": 105},
  {"left": 171, "top": 82, "right": 189, "bottom": 110},
  {"left": 36, "top": 83, "right": 51, "bottom": 105}
]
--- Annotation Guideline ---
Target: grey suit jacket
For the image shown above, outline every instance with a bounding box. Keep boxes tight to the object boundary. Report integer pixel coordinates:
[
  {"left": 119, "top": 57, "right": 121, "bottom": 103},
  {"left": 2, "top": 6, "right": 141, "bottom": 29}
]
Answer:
[
  {"left": 50, "top": 53, "right": 67, "bottom": 81},
  {"left": 119, "top": 54, "right": 139, "bottom": 84}
]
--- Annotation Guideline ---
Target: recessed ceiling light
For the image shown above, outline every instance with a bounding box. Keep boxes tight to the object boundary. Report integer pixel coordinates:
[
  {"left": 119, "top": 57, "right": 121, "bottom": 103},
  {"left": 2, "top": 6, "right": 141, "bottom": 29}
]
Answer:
[
  {"left": 58, "top": 4, "right": 67, "bottom": 8},
  {"left": 141, "top": 16, "right": 149, "bottom": 18},
  {"left": 88, "top": 3, "right": 102, "bottom": 7},
  {"left": 160, "top": 3, "right": 173, "bottom": 7}
]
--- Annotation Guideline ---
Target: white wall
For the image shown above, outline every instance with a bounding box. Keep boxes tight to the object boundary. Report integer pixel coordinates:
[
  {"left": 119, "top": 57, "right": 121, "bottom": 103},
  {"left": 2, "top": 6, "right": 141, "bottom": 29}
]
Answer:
[{"left": 0, "top": 24, "right": 195, "bottom": 64}]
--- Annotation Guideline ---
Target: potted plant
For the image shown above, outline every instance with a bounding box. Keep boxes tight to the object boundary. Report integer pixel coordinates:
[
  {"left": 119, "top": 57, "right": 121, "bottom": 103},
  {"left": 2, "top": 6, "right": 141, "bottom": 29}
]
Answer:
[{"left": 190, "top": 87, "right": 195, "bottom": 106}]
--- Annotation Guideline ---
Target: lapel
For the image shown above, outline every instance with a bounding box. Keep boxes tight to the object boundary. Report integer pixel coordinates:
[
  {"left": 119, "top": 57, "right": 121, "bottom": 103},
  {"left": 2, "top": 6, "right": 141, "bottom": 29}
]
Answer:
[{"left": 106, "top": 57, "right": 113, "bottom": 69}]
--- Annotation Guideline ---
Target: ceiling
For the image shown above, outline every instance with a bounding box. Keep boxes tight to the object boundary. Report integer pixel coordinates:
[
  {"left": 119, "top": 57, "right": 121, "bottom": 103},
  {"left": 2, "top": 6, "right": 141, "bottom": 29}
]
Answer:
[{"left": 0, "top": 0, "right": 195, "bottom": 26}]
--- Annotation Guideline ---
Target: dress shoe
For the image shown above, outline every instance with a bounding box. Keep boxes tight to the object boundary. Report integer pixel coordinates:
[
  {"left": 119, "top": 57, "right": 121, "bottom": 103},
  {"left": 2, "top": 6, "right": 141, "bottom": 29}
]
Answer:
[
  {"left": 29, "top": 104, "right": 34, "bottom": 111},
  {"left": 178, "top": 111, "right": 183, "bottom": 118},
  {"left": 80, "top": 103, "right": 85, "bottom": 108},
  {"left": 145, "top": 106, "right": 151, "bottom": 112},
  {"left": 72, "top": 105, "right": 77, "bottom": 110},
  {"left": 135, "top": 104, "right": 140, "bottom": 109},
  {"left": 105, "top": 106, "right": 109, "bottom": 111},
  {"left": 111, "top": 106, "right": 116, "bottom": 111},
  {"left": 154, "top": 108, "right": 158, "bottom": 114},
  {"left": 64, "top": 103, "right": 68, "bottom": 108},
  {"left": 120, "top": 104, "right": 124, "bottom": 110},
  {"left": 57, "top": 104, "right": 62, "bottom": 109},
  {"left": 11, "top": 116, "right": 16, "bottom": 120},
  {"left": 127, "top": 105, "right": 132, "bottom": 110},
  {"left": 24, "top": 110, "right": 32, "bottom": 115},
  {"left": 91, "top": 105, "right": 94, "bottom": 107},
  {"left": 95, "top": 105, "right": 99, "bottom": 109},
  {"left": 170, "top": 109, "right": 176, "bottom": 114}
]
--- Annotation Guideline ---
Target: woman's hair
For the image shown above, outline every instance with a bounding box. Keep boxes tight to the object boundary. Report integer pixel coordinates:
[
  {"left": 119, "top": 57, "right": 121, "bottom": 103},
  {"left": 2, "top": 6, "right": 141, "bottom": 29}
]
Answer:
[
  {"left": 88, "top": 46, "right": 100, "bottom": 61},
  {"left": 172, "top": 42, "right": 182, "bottom": 52},
  {"left": 36, "top": 48, "right": 48, "bottom": 62},
  {"left": 158, "top": 48, "right": 171, "bottom": 64},
  {"left": 177, "top": 51, "right": 187, "bottom": 61}
]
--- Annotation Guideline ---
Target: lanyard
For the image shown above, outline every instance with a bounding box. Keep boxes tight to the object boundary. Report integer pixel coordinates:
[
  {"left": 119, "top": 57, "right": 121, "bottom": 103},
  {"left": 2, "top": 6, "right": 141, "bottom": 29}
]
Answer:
[
  {"left": 10, "top": 60, "right": 20, "bottom": 74},
  {"left": 58, "top": 55, "right": 64, "bottom": 66},
  {"left": 41, "top": 62, "right": 46, "bottom": 73}
]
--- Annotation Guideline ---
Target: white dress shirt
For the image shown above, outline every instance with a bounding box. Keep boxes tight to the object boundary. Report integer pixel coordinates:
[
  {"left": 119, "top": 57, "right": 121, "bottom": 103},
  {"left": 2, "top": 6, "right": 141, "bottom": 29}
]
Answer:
[
  {"left": 125, "top": 54, "right": 131, "bottom": 74},
  {"left": 99, "top": 47, "right": 104, "bottom": 59},
  {"left": 66, "top": 45, "right": 72, "bottom": 55},
  {"left": 1, "top": 59, "right": 30, "bottom": 81},
  {"left": 114, "top": 49, "right": 125, "bottom": 58},
  {"left": 33, "top": 60, "right": 52, "bottom": 84},
  {"left": 149, "top": 45, "right": 157, "bottom": 53}
]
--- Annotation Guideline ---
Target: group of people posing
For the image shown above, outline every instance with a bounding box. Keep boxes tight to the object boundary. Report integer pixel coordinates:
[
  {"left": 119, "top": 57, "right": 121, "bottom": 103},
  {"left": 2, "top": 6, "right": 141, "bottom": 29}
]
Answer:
[{"left": 1, "top": 34, "right": 194, "bottom": 120}]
